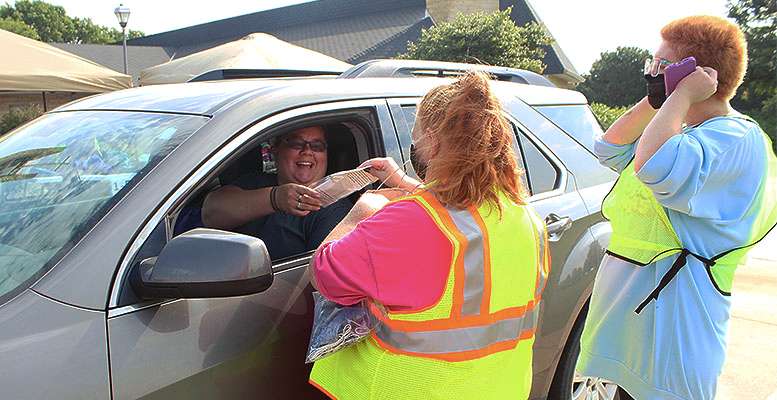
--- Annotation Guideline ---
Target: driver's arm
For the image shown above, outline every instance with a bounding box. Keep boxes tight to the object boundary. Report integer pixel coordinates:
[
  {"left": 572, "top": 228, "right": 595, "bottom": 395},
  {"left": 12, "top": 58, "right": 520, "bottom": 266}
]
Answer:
[
  {"left": 201, "top": 185, "right": 275, "bottom": 230},
  {"left": 202, "top": 173, "right": 323, "bottom": 229}
]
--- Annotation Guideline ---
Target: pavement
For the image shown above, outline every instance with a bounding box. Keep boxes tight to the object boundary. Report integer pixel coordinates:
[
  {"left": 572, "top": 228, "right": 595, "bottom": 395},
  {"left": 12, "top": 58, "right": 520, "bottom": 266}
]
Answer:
[{"left": 717, "top": 230, "right": 777, "bottom": 400}]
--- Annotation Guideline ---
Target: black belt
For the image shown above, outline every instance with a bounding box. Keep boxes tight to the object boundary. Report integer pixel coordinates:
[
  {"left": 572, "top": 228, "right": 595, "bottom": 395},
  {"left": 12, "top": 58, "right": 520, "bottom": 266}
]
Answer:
[
  {"left": 634, "top": 249, "right": 715, "bottom": 314},
  {"left": 605, "top": 220, "right": 776, "bottom": 315}
]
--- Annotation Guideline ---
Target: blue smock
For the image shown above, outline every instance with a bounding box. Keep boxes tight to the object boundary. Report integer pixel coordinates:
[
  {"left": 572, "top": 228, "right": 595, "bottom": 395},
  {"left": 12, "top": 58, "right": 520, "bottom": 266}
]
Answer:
[{"left": 577, "top": 116, "right": 768, "bottom": 400}]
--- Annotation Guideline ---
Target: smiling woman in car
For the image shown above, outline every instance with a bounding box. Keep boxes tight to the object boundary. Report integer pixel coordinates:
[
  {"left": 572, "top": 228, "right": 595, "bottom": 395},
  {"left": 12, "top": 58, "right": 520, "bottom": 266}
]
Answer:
[{"left": 200, "top": 126, "right": 351, "bottom": 260}]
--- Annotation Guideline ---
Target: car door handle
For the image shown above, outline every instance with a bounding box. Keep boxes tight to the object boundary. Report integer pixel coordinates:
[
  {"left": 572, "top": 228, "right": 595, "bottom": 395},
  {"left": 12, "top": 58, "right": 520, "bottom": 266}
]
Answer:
[{"left": 545, "top": 213, "right": 572, "bottom": 241}]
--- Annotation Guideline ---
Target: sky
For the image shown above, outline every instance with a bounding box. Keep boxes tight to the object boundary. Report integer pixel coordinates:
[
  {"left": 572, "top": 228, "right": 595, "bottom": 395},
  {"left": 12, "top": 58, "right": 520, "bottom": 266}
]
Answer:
[{"left": 35, "top": 0, "right": 730, "bottom": 74}]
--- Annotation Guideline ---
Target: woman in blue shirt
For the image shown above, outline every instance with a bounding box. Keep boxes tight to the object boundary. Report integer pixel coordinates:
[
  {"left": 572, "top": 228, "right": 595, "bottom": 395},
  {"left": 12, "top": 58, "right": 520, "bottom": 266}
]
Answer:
[{"left": 577, "top": 16, "right": 776, "bottom": 400}]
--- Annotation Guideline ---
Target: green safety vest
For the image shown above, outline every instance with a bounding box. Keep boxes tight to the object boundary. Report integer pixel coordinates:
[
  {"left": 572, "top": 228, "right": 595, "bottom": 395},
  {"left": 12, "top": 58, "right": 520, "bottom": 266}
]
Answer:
[
  {"left": 309, "top": 190, "right": 550, "bottom": 400},
  {"left": 602, "top": 116, "right": 777, "bottom": 313}
]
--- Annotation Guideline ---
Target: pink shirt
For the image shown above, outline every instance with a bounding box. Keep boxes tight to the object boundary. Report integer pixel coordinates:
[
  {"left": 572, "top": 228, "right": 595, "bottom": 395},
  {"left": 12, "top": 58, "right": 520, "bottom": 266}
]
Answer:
[{"left": 313, "top": 200, "right": 452, "bottom": 312}]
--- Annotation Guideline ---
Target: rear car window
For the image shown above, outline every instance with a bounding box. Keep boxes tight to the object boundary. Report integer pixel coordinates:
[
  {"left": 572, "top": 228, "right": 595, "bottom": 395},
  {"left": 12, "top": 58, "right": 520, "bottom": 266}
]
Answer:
[
  {"left": 535, "top": 105, "right": 604, "bottom": 154},
  {"left": 515, "top": 132, "right": 559, "bottom": 195}
]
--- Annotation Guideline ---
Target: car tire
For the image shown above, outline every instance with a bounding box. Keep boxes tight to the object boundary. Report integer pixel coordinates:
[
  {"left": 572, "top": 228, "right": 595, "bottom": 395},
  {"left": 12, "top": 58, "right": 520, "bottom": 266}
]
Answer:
[{"left": 547, "top": 303, "right": 622, "bottom": 400}]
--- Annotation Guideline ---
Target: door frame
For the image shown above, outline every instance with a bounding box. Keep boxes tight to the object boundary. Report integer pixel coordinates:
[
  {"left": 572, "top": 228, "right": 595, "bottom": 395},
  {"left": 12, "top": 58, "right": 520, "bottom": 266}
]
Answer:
[{"left": 107, "top": 99, "right": 399, "bottom": 314}]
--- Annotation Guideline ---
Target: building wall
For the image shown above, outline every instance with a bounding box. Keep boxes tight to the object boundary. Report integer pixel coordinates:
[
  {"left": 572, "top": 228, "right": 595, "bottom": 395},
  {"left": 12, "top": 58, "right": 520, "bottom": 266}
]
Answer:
[
  {"left": 426, "top": 0, "right": 499, "bottom": 22},
  {"left": 0, "top": 92, "right": 92, "bottom": 115}
]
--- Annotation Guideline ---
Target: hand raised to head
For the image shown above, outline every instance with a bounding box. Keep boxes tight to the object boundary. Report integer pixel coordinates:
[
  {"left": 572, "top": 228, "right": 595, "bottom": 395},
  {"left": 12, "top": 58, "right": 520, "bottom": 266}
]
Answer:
[{"left": 675, "top": 66, "right": 718, "bottom": 104}]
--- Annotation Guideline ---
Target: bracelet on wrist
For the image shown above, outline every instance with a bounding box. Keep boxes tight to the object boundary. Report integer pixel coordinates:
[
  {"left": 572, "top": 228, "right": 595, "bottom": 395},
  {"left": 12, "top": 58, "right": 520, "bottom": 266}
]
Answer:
[{"left": 270, "top": 186, "right": 279, "bottom": 212}]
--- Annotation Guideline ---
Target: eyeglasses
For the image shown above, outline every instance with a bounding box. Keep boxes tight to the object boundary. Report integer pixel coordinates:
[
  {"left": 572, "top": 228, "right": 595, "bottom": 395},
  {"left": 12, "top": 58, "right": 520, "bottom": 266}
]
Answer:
[
  {"left": 644, "top": 57, "right": 674, "bottom": 77},
  {"left": 281, "top": 137, "right": 327, "bottom": 152}
]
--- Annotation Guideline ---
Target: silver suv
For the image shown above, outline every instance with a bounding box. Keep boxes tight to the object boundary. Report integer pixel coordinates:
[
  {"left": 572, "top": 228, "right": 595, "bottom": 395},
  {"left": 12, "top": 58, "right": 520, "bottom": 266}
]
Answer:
[{"left": 0, "top": 61, "right": 618, "bottom": 399}]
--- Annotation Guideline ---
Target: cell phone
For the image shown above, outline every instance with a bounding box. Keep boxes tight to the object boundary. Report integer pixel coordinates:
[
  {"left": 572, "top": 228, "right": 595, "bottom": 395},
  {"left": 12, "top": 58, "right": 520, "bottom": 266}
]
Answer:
[{"left": 664, "top": 57, "right": 696, "bottom": 95}]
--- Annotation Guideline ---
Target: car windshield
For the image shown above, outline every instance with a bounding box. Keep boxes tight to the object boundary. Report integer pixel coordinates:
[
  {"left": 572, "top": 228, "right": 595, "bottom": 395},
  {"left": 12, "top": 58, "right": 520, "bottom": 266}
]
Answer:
[{"left": 0, "top": 111, "right": 208, "bottom": 302}]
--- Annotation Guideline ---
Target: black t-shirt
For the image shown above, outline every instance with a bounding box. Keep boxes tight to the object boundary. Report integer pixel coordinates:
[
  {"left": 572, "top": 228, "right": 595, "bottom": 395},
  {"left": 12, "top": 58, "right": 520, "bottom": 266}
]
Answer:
[{"left": 231, "top": 173, "right": 352, "bottom": 260}]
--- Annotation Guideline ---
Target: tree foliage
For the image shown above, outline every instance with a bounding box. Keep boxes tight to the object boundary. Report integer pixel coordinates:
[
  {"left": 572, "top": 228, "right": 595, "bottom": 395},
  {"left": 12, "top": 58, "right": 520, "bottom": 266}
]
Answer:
[
  {"left": 590, "top": 103, "right": 628, "bottom": 130},
  {"left": 0, "top": 16, "right": 39, "bottom": 39},
  {"left": 576, "top": 47, "right": 651, "bottom": 107},
  {"left": 0, "top": 0, "right": 144, "bottom": 44},
  {"left": 399, "top": 8, "right": 552, "bottom": 73},
  {"left": 728, "top": 0, "right": 776, "bottom": 143},
  {"left": 0, "top": 105, "right": 43, "bottom": 137}
]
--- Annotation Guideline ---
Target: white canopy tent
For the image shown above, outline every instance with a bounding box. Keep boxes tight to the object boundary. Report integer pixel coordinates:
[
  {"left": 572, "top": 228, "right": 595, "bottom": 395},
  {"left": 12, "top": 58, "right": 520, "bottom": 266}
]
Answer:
[
  {"left": 0, "top": 28, "right": 132, "bottom": 93},
  {"left": 139, "top": 33, "right": 352, "bottom": 85}
]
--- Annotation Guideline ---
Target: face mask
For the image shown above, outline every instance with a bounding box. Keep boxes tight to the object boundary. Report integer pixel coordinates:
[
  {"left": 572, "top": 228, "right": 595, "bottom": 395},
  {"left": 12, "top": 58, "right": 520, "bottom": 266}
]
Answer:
[
  {"left": 645, "top": 73, "right": 666, "bottom": 109},
  {"left": 409, "top": 143, "right": 427, "bottom": 181}
]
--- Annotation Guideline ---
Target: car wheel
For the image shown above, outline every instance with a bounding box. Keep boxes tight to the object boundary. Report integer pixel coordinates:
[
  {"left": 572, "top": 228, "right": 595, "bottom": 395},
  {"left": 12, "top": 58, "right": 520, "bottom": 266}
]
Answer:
[
  {"left": 572, "top": 371, "right": 620, "bottom": 400},
  {"left": 547, "top": 303, "right": 623, "bottom": 400}
]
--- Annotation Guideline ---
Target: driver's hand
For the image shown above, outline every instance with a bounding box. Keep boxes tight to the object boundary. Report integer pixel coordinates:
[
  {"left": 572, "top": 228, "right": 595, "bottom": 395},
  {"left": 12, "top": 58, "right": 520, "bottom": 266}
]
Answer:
[{"left": 274, "top": 183, "right": 322, "bottom": 216}]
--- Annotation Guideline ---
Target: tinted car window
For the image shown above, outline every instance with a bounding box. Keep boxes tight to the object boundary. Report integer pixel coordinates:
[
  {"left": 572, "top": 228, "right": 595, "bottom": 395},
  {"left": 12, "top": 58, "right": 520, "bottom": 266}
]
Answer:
[
  {"left": 398, "top": 105, "right": 535, "bottom": 192},
  {"left": 400, "top": 106, "right": 417, "bottom": 133},
  {"left": 535, "top": 105, "right": 604, "bottom": 154},
  {"left": 0, "top": 111, "right": 207, "bottom": 304},
  {"left": 516, "top": 132, "right": 559, "bottom": 195}
]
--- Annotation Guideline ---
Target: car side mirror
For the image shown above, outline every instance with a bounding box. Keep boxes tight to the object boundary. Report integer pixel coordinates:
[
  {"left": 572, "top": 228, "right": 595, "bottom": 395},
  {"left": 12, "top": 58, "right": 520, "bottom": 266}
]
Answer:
[{"left": 130, "top": 228, "right": 273, "bottom": 299}]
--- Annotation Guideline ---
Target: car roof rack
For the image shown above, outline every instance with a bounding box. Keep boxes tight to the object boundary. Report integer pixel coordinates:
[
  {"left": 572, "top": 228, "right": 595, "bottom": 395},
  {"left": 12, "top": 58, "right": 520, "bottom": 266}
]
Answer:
[
  {"left": 189, "top": 68, "right": 343, "bottom": 82},
  {"left": 338, "top": 59, "right": 555, "bottom": 87}
]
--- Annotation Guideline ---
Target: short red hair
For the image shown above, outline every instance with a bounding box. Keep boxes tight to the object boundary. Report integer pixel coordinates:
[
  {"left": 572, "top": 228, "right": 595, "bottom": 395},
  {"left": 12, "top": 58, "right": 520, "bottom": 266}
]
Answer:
[
  {"left": 415, "top": 71, "right": 527, "bottom": 212},
  {"left": 661, "top": 15, "right": 748, "bottom": 100}
]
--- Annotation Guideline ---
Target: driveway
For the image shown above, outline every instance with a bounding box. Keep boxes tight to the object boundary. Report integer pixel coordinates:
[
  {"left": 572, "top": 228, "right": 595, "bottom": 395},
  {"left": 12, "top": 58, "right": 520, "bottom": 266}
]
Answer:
[{"left": 717, "top": 231, "right": 777, "bottom": 400}]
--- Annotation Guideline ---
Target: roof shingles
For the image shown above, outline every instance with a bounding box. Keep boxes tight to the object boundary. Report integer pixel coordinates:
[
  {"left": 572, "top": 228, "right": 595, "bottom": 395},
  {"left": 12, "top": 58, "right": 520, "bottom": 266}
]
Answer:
[{"left": 70, "top": 0, "right": 579, "bottom": 82}]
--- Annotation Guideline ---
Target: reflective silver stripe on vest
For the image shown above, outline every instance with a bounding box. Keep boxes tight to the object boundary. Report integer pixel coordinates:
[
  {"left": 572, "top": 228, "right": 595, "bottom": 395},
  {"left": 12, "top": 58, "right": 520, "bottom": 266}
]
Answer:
[
  {"left": 533, "top": 215, "right": 549, "bottom": 298},
  {"left": 374, "top": 305, "right": 540, "bottom": 354},
  {"left": 447, "top": 208, "right": 486, "bottom": 316}
]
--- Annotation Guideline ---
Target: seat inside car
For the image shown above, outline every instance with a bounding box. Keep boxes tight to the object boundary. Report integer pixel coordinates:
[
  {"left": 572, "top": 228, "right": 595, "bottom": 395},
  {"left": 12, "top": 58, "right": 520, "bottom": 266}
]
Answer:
[{"left": 323, "top": 123, "right": 359, "bottom": 175}]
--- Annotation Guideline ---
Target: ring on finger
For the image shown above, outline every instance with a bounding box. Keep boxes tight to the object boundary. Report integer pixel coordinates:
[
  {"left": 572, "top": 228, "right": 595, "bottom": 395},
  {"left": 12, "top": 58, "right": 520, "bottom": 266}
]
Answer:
[{"left": 297, "top": 200, "right": 302, "bottom": 210}]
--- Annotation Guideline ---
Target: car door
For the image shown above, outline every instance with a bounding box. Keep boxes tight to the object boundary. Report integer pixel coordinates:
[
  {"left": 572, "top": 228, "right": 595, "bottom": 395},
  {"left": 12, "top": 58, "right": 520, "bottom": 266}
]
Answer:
[
  {"left": 105, "top": 100, "right": 401, "bottom": 399},
  {"left": 503, "top": 97, "right": 609, "bottom": 398}
]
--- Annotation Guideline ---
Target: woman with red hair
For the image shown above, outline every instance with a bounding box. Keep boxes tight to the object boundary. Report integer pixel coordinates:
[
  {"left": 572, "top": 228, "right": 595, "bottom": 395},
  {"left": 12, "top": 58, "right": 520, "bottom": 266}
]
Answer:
[
  {"left": 306, "top": 72, "right": 549, "bottom": 399},
  {"left": 577, "top": 16, "right": 777, "bottom": 400}
]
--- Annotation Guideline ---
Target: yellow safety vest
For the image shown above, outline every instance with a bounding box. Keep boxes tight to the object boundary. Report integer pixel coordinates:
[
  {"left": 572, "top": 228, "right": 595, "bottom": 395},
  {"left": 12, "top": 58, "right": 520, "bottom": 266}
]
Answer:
[
  {"left": 602, "top": 116, "right": 777, "bottom": 313},
  {"left": 309, "top": 190, "right": 550, "bottom": 400}
]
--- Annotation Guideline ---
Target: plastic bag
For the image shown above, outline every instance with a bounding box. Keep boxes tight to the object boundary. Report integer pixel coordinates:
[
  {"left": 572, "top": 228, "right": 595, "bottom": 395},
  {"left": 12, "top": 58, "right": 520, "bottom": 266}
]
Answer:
[
  {"left": 312, "top": 167, "right": 378, "bottom": 207},
  {"left": 305, "top": 292, "right": 374, "bottom": 363}
]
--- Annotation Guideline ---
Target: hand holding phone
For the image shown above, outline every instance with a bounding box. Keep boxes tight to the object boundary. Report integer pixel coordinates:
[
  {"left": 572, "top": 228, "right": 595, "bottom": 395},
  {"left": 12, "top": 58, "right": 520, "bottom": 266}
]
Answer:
[{"left": 664, "top": 57, "right": 696, "bottom": 96}]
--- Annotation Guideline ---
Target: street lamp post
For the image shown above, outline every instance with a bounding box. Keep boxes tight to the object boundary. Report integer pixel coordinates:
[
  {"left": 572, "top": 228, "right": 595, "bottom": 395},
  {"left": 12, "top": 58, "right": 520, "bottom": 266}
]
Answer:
[{"left": 114, "top": 4, "right": 131, "bottom": 75}]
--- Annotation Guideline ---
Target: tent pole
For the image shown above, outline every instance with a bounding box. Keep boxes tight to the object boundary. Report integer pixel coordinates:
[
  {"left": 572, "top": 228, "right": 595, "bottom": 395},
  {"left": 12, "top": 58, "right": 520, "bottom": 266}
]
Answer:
[{"left": 42, "top": 91, "right": 48, "bottom": 112}]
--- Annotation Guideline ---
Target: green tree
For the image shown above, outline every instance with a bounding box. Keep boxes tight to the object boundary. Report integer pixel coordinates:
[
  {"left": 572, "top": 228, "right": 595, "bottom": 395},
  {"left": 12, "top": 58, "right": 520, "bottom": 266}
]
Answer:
[
  {"left": 590, "top": 103, "right": 628, "bottom": 130},
  {"left": 0, "top": 0, "right": 143, "bottom": 43},
  {"left": 728, "top": 0, "right": 776, "bottom": 145},
  {"left": 399, "top": 8, "right": 552, "bottom": 73},
  {"left": 0, "top": 16, "right": 39, "bottom": 39},
  {"left": 111, "top": 28, "right": 144, "bottom": 41},
  {"left": 576, "top": 47, "right": 651, "bottom": 107},
  {"left": 0, "top": 105, "right": 43, "bottom": 137},
  {"left": 0, "top": 0, "right": 75, "bottom": 42}
]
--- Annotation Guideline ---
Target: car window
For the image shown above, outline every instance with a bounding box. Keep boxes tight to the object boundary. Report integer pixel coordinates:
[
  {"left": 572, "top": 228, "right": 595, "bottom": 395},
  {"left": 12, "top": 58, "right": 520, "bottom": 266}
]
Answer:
[
  {"left": 400, "top": 106, "right": 417, "bottom": 134},
  {"left": 167, "top": 121, "right": 365, "bottom": 261},
  {"left": 395, "top": 105, "right": 531, "bottom": 192},
  {"left": 0, "top": 111, "right": 207, "bottom": 304},
  {"left": 515, "top": 131, "right": 559, "bottom": 196},
  {"left": 534, "top": 105, "right": 604, "bottom": 154}
]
